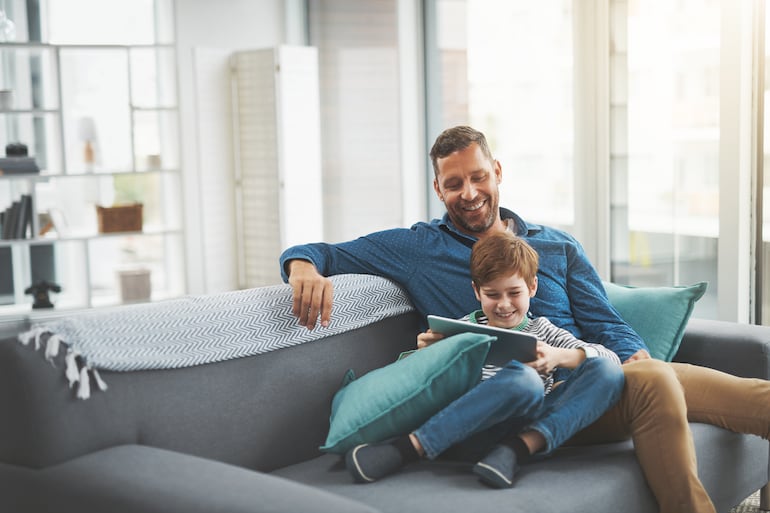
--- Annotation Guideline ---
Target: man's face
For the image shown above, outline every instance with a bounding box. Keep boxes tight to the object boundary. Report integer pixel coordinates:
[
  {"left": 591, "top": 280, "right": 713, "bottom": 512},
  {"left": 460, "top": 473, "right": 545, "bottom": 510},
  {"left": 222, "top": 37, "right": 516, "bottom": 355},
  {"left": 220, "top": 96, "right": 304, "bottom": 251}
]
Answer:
[{"left": 433, "top": 143, "right": 503, "bottom": 237}]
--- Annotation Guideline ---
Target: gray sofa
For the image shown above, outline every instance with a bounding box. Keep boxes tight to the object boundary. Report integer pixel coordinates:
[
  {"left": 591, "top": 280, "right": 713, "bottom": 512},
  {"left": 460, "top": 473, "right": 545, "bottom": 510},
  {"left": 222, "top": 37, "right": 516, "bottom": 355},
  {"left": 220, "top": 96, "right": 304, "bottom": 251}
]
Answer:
[{"left": 1, "top": 277, "right": 769, "bottom": 513}]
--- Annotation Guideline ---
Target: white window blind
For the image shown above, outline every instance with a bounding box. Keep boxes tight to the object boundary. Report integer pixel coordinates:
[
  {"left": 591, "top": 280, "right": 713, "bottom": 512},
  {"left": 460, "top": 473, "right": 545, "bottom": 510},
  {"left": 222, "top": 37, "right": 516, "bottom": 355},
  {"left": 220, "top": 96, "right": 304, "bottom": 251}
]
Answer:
[{"left": 230, "top": 46, "right": 323, "bottom": 288}]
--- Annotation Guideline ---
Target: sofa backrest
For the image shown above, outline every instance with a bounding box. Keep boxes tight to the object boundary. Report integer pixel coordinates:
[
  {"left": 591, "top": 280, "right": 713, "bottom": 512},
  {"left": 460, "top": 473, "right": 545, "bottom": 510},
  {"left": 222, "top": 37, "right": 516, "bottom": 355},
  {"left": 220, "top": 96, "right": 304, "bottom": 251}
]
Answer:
[{"left": 0, "top": 310, "right": 421, "bottom": 472}]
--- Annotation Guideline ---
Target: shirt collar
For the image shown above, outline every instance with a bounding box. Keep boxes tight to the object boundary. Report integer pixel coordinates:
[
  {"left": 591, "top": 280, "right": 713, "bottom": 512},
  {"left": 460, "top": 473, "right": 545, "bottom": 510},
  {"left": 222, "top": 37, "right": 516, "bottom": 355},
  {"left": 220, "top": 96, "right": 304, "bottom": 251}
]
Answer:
[{"left": 438, "top": 207, "right": 543, "bottom": 240}]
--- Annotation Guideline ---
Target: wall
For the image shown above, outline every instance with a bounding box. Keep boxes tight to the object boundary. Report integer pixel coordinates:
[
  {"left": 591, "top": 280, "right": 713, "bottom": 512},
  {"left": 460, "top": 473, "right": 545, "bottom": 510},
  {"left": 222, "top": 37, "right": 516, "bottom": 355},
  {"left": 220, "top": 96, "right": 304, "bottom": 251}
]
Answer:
[{"left": 174, "top": 0, "right": 288, "bottom": 294}]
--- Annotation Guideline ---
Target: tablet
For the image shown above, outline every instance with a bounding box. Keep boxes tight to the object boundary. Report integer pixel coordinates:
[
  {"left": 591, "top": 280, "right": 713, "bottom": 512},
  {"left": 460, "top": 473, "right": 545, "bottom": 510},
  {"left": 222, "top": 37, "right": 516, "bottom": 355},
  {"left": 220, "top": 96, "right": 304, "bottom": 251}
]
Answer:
[{"left": 427, "top": 315, "right": 537, "bottom": 365}]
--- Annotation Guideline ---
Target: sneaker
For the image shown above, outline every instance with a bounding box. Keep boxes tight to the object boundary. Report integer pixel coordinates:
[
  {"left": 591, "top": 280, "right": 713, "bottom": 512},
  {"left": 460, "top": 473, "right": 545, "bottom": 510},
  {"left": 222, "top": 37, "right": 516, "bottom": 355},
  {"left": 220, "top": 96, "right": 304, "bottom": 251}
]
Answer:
[
  {"left": 345, "top": 440, "right": 410, "bottom": 484},
  {"left": 473, "top": 444, "right": 519, "bottom": 489}
]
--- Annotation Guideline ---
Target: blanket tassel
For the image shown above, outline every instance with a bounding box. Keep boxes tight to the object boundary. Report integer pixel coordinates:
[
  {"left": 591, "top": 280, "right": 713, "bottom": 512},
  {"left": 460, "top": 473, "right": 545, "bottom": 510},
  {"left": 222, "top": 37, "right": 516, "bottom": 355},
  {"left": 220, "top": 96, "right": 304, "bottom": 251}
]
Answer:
[
  {"left": 92, "top": 369, "right": 108, "bottom": 392},
  {"left": 64, "top": 350, "right": 80, "bottom": 388},
  {"left": 19, "top": 327, "right": 108, "bottom": 400},
  {"left": 77, "top": 366, "right": 91, "bottom": 400},
  {"left": 17, "top": 327, "right": 48, "bottom": 351},
  {"left": 44, "top": 334, "right": 62, "bottom": 362}
]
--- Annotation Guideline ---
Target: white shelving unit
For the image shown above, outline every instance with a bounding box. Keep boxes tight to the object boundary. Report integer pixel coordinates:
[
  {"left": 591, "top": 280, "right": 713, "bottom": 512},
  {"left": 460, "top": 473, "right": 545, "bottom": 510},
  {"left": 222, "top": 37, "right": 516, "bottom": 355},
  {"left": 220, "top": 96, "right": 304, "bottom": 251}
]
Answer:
[{"left": 0, "top": 36, "right": 184, "bottom": 314}]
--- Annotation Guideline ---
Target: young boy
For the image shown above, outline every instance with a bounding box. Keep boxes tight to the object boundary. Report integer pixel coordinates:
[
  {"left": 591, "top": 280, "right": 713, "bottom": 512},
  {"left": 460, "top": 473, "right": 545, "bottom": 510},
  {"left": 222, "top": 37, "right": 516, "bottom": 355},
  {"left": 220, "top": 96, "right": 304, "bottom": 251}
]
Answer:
[{"left": 345, "top": 231, "right": 625, "bottom": 488}]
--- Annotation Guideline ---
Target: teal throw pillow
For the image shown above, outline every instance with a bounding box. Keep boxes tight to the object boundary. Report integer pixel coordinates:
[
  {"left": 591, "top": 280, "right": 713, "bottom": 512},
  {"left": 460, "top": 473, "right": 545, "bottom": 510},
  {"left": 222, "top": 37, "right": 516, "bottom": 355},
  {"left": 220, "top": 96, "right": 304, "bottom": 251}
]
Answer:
[
  {"left": 320, "top": 332, "right": 492, "bottom": 454},
  {"left": 603, "top": 281, "right": 708, "bottom": 361}
]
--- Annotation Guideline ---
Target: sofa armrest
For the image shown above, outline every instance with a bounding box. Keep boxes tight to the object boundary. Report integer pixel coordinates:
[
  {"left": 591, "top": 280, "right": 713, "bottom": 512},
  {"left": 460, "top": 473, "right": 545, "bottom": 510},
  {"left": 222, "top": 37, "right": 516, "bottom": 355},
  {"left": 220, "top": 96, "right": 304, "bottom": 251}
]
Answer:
[{"left": 672, "top": 318, "right": 770, "bottom": 379}]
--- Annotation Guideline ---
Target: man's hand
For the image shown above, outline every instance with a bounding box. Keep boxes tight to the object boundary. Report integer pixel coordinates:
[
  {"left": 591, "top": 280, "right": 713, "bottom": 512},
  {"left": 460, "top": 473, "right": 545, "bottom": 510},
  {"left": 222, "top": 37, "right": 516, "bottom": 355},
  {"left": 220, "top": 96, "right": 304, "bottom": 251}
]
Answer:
[
  {"left": 287, "top": 260, "right": 333, "bottom": 330},
  {"left": 623, "top": 348, "right": 651, "bottom": 364}
]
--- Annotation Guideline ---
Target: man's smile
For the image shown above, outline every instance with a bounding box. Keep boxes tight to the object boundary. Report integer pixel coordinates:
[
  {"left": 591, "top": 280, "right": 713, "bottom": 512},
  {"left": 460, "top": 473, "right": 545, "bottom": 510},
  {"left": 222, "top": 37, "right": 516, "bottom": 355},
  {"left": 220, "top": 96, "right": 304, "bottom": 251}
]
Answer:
[{"left": 461, "top": 199, "right": 487, "bottom": 212}]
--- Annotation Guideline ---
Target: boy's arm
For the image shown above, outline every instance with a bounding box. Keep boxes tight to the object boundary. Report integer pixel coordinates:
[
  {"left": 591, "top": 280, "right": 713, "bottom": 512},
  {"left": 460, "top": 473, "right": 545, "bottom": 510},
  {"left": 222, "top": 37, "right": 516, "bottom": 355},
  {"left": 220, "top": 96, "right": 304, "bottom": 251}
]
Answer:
[{"left": 534, "top": 318, "right": 622, "bottom": 366}]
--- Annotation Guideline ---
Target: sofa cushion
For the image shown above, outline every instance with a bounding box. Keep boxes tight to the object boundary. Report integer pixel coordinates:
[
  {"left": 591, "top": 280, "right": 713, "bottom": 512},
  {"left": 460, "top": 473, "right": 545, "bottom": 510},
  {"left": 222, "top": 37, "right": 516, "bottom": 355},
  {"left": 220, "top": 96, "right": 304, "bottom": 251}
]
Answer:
[
  {"left": 277, "top": 423, "right": 767, "bottom": 513},
  {"left": 25, "top": 445, "right": 379, "bottom": 513},
  {"left": 603, "top": 281, "right": 707, "bottom": 361},
  {"left": 320, "top": 332, "right": 492, "bottom": 454}
]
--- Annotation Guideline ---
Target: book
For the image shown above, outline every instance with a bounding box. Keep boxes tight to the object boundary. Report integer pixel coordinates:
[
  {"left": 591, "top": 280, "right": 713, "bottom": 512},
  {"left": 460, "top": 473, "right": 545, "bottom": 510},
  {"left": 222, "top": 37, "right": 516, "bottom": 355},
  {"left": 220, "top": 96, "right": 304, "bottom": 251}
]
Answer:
[
  {"left": 24, "top": 194, "right": 34, "bottom": 238},
  {"left": 3, "top": 201, "right": 19, "bottom": 239},
  {"left": 15, "top": 194, "right": 32, "bottom": 239},
  {"left": 0, "top": 157, "right": 40, "bottom": 175}
]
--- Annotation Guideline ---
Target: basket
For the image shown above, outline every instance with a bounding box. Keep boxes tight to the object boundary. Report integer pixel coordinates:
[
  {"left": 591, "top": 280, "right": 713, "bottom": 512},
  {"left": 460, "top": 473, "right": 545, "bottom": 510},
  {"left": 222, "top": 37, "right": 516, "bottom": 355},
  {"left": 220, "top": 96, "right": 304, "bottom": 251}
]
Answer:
[{"left": 96, "top": 203, "right": 143, "bottom": 233}]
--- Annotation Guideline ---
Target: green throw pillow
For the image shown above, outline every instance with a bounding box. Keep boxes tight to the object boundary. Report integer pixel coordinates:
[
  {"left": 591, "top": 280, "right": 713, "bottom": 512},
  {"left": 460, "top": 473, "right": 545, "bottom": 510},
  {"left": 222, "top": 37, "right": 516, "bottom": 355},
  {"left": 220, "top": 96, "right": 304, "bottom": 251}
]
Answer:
[
  {"left": 603, "top": 281, "right": 708, "bottom": 361},
  {"left": 320, "top": 332, "right": 492, "bottom": 454}
]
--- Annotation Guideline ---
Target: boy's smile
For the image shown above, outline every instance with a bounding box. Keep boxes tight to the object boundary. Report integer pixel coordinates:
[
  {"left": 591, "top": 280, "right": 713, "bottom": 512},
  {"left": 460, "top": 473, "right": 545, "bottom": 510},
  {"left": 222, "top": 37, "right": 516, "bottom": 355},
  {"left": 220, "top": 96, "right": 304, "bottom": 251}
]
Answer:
[{"left": 473, "top": 272, "right": 538, "bottom": 329}]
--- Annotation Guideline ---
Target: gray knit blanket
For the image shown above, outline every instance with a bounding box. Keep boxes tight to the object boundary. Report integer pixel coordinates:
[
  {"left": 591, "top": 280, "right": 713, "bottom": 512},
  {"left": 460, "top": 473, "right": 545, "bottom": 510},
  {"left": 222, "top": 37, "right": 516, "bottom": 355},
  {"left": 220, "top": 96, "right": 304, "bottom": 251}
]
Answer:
[{"left": 17, "top": 274, "right": 415, "bottom": 399}]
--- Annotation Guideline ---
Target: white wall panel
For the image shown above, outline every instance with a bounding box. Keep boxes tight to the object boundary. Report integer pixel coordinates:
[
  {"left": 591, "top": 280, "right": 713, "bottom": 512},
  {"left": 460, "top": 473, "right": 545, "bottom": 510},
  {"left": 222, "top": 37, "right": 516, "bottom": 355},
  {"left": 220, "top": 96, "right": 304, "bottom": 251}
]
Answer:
[{"left": 191, "top": 47, "right": 239, "bottom": 293}]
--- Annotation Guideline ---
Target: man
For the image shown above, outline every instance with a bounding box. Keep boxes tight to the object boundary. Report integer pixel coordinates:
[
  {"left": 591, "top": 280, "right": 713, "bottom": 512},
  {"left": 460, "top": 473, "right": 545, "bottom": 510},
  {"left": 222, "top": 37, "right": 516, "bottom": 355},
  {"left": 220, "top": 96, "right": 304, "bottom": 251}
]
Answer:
[{"left": 280, "top": 125, "right": 770, "bottom": 513}]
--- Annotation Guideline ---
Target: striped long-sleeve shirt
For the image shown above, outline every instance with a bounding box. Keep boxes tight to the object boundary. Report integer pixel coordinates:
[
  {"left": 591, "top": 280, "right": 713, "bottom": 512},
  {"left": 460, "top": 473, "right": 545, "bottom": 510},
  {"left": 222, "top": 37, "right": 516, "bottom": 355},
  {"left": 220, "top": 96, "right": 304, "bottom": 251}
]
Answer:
[{"left": 463, "top": 311, "right": 621, "bottom": 394}]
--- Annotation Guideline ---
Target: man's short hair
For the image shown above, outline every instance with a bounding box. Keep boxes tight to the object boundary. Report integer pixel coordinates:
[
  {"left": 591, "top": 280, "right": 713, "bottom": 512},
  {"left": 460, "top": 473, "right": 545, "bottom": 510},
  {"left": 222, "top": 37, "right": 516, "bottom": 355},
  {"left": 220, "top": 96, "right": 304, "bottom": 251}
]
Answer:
[
  {"left": 429, "top": 126, "right": 495, "bottom": 177},
  {"left": 470, "top": 231, "right": 539, "bottom": 288}
]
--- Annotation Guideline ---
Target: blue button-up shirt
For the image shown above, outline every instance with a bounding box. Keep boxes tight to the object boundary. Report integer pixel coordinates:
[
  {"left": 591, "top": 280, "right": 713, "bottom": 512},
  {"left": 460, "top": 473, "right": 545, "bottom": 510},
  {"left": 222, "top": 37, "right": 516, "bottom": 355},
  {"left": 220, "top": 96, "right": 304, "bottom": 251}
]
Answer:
[{"left": 279, "top": 208, "right": 648, "bottom": 363}]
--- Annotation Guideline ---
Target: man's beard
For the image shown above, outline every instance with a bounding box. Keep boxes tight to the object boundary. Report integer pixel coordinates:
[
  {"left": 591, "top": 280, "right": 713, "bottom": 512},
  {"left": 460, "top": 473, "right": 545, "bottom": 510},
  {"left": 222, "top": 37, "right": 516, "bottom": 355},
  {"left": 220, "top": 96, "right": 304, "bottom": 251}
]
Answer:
[{"left": 451, "top": 199, "right": 498, "bottom": 234}]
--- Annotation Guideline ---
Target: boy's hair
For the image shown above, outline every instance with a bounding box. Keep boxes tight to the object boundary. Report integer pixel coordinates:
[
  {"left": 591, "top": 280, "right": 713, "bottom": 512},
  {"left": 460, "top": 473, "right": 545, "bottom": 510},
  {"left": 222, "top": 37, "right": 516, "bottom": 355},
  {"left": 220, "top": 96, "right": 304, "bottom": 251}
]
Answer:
[
  {"left": 470, "top": 231, "right": 539, "bottom": 288},
  {"left": 429, "top": 126, "right": 494, "bottom": 178}
]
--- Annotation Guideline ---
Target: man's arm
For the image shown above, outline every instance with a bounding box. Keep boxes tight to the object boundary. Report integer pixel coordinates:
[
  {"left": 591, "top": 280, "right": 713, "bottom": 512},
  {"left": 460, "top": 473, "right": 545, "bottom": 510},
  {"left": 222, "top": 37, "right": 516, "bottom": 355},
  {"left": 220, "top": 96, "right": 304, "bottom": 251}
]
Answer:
[
  {"left": 563, "top": 241, "right": 650, "bottom": 363},
  {"left": 279, "top": 229, "right": 421, "bottom": 329}
]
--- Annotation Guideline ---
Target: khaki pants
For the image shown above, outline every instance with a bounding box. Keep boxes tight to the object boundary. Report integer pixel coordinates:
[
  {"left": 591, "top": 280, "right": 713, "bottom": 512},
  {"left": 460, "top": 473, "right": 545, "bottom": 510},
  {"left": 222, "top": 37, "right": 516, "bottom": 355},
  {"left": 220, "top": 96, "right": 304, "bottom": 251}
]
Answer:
[{"left": 568, "top": 359, "right": 770, "bottom": 513}]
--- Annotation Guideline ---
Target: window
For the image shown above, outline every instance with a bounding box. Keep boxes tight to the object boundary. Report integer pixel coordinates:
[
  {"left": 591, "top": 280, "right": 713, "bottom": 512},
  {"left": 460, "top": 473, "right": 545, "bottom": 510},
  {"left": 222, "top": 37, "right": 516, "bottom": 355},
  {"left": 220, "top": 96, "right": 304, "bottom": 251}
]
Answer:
[
  {"left": 426, "top": 0, "right": 575, "bottom": 231},
  {"left": 308, "top": 0, "right": 404, "bottom": 243},
  {"left": 609, "top": 0, "right": 720, "bottom": 318}
]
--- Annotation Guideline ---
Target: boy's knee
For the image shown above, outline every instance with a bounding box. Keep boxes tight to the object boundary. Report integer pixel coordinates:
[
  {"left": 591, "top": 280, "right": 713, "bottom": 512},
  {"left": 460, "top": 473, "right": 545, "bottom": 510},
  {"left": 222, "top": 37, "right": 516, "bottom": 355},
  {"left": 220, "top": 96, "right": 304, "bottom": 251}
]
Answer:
[
  {"left": 589, "top": 358, "right": 625, "bottom": 386},
  {"left": 498, "top": 362, "right": 543, "bottom": 406},
  {"left": 584, "top": 356, "right": 622, "bottom": 375},
  {"left": 501, "top": 360, "right": 540, "bottom": 382},
  {"left": 579, "top": 358, "right": 625, "bottom": 403},
  {"left": 520, "top": 364, "right": 545, "bottom": 394}
]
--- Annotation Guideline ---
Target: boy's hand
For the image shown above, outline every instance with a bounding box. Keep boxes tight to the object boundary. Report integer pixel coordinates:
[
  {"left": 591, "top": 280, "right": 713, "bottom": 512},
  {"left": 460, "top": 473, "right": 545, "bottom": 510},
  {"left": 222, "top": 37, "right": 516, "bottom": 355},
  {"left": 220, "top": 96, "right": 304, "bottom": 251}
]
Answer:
[
  {"left": 527, "top": 341, "right": 581, "bottom": 374},
  {"left": 417, "top": 329, "right": 445, "bottom": 349},
  {"left": 527, "top": 341, "right": 554, "bottom": 374}
]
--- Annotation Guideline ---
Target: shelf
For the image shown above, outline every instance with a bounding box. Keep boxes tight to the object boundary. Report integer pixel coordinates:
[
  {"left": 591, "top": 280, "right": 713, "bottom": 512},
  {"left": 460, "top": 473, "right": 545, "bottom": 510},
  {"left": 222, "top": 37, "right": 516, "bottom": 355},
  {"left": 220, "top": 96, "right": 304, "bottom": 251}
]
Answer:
[
  {"left": 0, "top": 21, "right": 184, "bottom": 312},
  {"left": 131, "top": 106, "right": 178, "bottom": 112},
  {"left": 0, "top": 168, "right": 180, "bottom": 181},
  {"left": 0, "top": 108, "right": 59, "bottom": 115},
  {"left": 0, "top": 42, "right": 175, "bottom": 50},
  {"left": 0, "top": 42, "right": 55, "bottom": 50},
  {"left": 0, "top": 227, "right": 183, "bottom": 247}
]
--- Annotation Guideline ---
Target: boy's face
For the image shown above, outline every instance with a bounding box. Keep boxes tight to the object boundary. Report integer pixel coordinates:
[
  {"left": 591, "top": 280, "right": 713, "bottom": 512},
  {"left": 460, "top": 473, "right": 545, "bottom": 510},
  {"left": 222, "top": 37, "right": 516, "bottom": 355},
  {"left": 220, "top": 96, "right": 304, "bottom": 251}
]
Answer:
[{"left": 473, "top": 272, "right": 537, "bottom": 329}]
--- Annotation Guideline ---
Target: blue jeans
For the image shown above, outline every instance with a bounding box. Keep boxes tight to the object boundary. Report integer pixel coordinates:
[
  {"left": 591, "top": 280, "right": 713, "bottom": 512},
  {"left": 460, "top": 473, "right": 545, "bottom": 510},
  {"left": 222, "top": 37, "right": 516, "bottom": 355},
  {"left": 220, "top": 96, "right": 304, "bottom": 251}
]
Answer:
[{"left": 413, "top": 358, "right": 625, "bottom": 460}]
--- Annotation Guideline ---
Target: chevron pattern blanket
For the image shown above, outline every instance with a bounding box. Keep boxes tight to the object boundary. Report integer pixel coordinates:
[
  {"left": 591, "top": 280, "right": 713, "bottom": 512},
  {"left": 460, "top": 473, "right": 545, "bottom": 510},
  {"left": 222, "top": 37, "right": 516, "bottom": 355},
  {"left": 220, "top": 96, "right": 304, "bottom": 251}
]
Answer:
[{"left": 17, "top": 274, "right": 416, "bottom": 399}]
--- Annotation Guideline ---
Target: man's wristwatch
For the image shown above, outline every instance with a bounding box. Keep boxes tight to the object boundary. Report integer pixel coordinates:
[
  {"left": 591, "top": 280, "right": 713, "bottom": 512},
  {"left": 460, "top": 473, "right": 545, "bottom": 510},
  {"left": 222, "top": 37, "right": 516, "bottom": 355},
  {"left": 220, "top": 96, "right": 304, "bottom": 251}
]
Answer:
[{"left": 581, "top": 346, "right": 599, "bottom": 359}]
